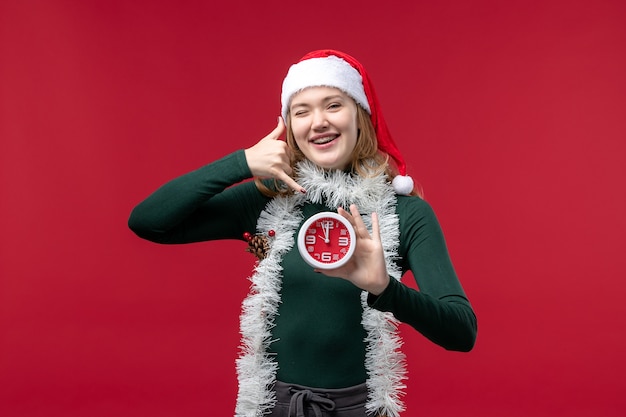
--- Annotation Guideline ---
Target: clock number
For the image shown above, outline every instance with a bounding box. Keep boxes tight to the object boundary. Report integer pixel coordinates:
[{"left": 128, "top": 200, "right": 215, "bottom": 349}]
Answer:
[
  {"left": 338, "top": 237, "right": 349, "bottom": 247},
  {"left": 321, "top": 252, "right": 332, "bottom": 262},
  {"left": 305, "top": 235, "right": 316, "bottom": 245},
  {"left": 318, "top": 220, "right": 334, "bottom": 230}
]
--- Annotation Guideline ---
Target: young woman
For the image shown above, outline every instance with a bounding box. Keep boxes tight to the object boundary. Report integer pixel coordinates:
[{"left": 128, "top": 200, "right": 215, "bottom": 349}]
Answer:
[{"left": 129, "top": 49, "right": 477, "bottom": 417}]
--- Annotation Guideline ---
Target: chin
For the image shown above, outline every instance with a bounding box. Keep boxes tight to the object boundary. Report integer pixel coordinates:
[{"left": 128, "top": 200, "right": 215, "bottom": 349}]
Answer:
[
  {"left": 316, "top": 162, "right": 345, "bottom": 171},
  {"left": 307, "top": 156, "right": 348, "bottom": 171}
]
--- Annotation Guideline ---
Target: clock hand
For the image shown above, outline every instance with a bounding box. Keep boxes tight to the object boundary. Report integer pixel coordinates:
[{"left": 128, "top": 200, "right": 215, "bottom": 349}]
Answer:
[
  {"left": 318, "top": 234, "right": 330, "bottom": 243},
  {"left": 317, "top": 223, "right": 329, "bottom": 243}
]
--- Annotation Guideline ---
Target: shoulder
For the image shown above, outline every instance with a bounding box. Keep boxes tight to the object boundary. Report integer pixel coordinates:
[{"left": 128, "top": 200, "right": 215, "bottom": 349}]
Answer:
[
  {"left": 394, "top": 195, "right": 445, "bottom": 236},
  {"left": 396, "top": 195, "right": 436, "bottom": 219}
]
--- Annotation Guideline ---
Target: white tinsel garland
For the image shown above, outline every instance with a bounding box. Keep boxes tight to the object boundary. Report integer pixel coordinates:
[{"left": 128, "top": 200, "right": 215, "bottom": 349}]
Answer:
[{"left": 235, "top": 161, "right": 407, "bottom": 417}]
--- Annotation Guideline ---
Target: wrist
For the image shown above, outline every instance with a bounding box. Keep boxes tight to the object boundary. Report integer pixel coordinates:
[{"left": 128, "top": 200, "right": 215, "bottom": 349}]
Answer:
[{"left": 368, "top": 275, "right": 390, "bottom": 296}]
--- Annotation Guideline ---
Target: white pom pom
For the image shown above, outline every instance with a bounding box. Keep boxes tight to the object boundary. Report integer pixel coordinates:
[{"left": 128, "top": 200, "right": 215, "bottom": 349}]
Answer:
[{"left": 392, "top": 175, "right": 414, "bottom": 195}]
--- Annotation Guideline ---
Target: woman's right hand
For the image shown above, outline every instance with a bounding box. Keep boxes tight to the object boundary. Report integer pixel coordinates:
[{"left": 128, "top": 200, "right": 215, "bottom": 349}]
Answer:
[{"left": 244, "top": 117, "right": 305, "bottom": 194}]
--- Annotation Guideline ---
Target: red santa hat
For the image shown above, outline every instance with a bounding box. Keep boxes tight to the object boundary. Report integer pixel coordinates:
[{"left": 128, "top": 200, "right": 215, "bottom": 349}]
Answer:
[{"left": 281, "top": 49, "right": 415, "bottom": 195}]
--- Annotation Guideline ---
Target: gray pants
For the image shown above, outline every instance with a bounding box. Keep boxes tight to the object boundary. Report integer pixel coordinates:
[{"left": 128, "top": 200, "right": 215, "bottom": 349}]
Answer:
[{"left": 267, "top": 381, "right": 375, "bottom": 417}]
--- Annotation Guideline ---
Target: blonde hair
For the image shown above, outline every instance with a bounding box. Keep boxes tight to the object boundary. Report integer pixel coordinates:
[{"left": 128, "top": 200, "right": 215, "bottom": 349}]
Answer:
[{"left": 255, "top": 104, "right": 420, "bottom": 197}]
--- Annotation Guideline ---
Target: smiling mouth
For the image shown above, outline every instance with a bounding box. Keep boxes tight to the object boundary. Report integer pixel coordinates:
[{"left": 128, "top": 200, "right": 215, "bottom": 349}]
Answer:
[{"left": 310, "top": 134, "right": 339, "bottom": 145}]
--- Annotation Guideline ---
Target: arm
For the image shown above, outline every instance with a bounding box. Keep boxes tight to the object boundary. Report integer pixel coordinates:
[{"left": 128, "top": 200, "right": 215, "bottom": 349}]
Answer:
[
  {"left": 368, "top": 198, "right": 477, "bottom": 352},
  {"left": 128, "top": 150, "right": 268, "bottom": 244},
  {"left": 129, "top": 119, "right": 303, "bottom": 244}
]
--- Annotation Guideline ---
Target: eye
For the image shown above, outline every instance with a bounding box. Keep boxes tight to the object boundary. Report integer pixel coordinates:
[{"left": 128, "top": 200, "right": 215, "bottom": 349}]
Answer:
[
  {"left": 293, "top": 109, "right": 308, "bottom": 117},
  {"left": 327, "top": 102, "right": 342, "bottom": 111}
]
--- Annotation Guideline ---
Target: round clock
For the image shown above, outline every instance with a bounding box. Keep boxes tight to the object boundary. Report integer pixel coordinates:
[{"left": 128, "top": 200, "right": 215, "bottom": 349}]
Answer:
[{"left": 297, "top": 211, "right": 356, "bottom": 269}]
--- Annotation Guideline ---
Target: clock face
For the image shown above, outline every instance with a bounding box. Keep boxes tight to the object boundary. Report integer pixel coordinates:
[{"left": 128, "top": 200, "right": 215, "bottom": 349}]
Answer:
[{"left": 297, "top": 211, "right": 356, "bottom": 269}]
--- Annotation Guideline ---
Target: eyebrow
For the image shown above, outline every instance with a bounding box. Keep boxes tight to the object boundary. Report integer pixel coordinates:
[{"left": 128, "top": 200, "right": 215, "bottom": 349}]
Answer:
[{"left": 291, "top": 94, "right": 346, "bottom": 108}]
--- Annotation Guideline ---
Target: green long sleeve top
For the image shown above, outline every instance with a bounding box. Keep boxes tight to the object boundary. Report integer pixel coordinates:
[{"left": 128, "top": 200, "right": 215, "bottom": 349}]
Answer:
[{"left": 128, "top": 150, "right": 477, "bottom": 388}]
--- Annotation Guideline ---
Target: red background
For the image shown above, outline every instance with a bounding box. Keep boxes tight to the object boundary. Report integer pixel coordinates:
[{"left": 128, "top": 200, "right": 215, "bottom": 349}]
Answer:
[{"left": 1, "top": 0, "right": 625, "bottom": 416}]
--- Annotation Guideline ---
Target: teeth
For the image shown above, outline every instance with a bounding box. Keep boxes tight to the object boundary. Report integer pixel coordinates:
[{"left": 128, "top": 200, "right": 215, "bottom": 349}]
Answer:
[{"left": 312, "top": 135, "right": 336, "bottom": 144}]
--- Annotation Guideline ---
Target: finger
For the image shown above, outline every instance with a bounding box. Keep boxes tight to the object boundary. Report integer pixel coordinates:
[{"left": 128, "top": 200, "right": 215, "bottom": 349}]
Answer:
[
  {"left": 349, "top": 204, "right": 361, "bottom": 218},
  {"left": 371, "top": 212, "right": 381, "bottom": 242},
  {"left": 337, "top": 206, "right": 360, "bottom": 233},
  {"left": 275, "top": 170, "right": 306, "bottom": 194},
  {"left": 337, "top": 206, "right": 353, "bottom": 222},
  {"left": 338, "top": 206, "right": 360, "bottom": 230},
  {"left": 268, "top": 116, "right": 286, "bottom": 140},
  {"left": 348, "top": 204, "right": 372, "bottom": 239}
]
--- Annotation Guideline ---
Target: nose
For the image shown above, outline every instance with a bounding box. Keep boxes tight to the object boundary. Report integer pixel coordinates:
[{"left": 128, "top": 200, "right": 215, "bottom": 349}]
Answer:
[{"left": 311, "top": 109, "right": 329, "bottom": 130}]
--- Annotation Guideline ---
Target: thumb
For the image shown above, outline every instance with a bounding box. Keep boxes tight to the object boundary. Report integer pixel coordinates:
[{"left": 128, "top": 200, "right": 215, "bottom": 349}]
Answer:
[{"left": 268, "top": 116, "right": 285, "bottom": 140}]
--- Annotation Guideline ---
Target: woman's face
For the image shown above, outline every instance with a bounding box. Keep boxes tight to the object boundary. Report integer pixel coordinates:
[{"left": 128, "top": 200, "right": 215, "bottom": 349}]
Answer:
[{"left": 289, "top": 86, "right": 359, "bottom": 171}]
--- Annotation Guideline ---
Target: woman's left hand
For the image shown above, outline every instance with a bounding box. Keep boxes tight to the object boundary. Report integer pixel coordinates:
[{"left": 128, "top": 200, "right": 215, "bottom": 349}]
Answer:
[{"left": 316, "top": 204, "right": 390, "bottom": 295}]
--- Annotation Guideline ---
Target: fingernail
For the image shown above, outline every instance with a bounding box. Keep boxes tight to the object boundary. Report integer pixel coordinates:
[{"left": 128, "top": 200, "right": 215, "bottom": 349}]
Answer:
[{"left": 300, "top": 188, "right": 307, "bottom": 194}]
